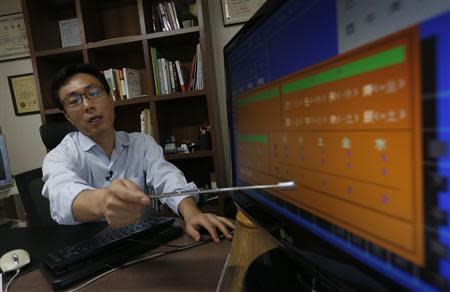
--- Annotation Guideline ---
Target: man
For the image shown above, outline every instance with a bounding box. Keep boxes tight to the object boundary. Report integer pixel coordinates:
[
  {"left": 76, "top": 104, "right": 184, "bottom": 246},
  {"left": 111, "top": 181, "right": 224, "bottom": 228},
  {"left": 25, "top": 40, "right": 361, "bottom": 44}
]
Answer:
[{"left": 42, "top": 64, "right": 234, "bottom": 243}]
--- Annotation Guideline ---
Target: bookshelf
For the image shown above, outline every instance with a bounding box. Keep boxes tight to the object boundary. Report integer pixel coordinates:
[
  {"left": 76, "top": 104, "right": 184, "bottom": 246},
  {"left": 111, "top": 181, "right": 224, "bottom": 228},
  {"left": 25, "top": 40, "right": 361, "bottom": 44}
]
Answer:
[{"left": 21, "top": 0, "right": 228, "bottom": 216}]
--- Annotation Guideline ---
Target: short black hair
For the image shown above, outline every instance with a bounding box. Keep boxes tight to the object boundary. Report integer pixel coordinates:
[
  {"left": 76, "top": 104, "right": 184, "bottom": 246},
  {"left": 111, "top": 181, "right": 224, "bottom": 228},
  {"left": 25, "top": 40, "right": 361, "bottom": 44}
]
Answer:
[{"left": 51, "top": 63, "right": 110, "bottom": 111}]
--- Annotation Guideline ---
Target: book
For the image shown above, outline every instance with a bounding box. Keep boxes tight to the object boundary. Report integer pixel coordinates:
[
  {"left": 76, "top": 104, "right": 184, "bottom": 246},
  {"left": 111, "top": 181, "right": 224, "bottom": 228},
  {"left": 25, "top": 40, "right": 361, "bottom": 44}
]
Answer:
[
  {"left": 123, "top": 68, "right": 142, "bottom": 98},
  {"left": 168, "top": 60, "right": 176, "bottom": 93},
  {"left": 150, "top": 47, "right": 161, "bottom": 95},
  {"left": 103, "top": 69, "right": 115, "bottom": 100},
  {"left": 175, "top": 60, "right": 186, "bottom": 92},
  {"left": 170, "top": 1, "right": 181, "bottom": 30},
  {"left": 158, "top": 2, "right": 171, "bottom": 31},
  {"left": 140, "top": 108, "right": 153, "bottom": 136},
  {"left": 187, "top": 54, "right": 196, "bottom": 91}
]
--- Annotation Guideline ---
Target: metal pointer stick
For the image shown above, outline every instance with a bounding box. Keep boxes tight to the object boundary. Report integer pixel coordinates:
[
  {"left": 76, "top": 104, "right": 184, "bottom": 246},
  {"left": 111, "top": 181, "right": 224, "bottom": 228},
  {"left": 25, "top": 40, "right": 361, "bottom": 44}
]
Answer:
[{"left": 149, "top": 181, "right": 296, "bottom": 199}]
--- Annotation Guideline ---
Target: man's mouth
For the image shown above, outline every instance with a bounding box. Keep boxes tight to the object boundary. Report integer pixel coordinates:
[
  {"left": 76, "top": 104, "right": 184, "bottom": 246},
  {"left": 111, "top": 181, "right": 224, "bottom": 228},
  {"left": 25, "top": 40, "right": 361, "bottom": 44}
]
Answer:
[{"left": 88, "top": 115, "right": 102, "bottom": 124}]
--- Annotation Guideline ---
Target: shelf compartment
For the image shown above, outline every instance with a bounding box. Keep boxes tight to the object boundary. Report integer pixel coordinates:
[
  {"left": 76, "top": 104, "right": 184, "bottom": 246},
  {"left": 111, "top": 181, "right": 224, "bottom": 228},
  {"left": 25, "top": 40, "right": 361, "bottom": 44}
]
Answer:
[
  {"left": 24, "top": 0, "right": 79, "bottom": 51},
  {"left": 80, "top": 0, "right": 141, "bottom": 43},
  {"left": 147, "top": 36, "right": 200, "bottom": 96},
  {"left": 114, "top": 103, "right": 149, "bottom": 133},
  {"left": 168, "top": 156, "right": 214, "bottom": 189},
  {"left": 142, "top": 0, "right": 198, "bottom": 34},
  {"left": 35, "top": 51, "right": 84, "bottom": 110},
  {"left": 155, "top": 95, "right": 209, "bottom": 146},
  {"left": 87, "top": 41, "right": 149, "bottom": 95}
]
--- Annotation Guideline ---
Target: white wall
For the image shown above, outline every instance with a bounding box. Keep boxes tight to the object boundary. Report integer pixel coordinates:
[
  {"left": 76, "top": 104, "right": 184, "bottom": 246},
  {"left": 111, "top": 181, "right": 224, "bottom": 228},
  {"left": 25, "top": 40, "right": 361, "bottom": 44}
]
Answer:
[
  {"left": 0, "top": 0, "right": 46, "bottom": 175},
  {"left": 207, "top": 2, "right": 243, "bottom": 183}
]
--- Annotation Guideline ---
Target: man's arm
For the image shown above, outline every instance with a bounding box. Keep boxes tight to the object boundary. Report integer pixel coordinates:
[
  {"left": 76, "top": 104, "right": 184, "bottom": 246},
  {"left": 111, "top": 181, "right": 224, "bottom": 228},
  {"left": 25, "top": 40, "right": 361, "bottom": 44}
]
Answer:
[
  {"left": 178, "top": 197, "right": 235, "bottom": 243},
  {"left": 72, "top": 179, "right": 150, "bottom": 227}
]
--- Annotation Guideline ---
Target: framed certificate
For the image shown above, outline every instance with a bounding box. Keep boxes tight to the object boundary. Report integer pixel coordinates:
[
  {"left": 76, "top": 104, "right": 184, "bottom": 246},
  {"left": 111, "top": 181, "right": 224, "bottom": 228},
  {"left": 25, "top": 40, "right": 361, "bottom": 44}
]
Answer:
[
  {"left": 0, "top": 13, "right": 29, "bottom": 62},
  {"left": 221, "top": 0, "right": 267, "bottom": 26},
  {"left": 7, "top": 73, "right": 40, "bottom": 116},
  {"left": 59, "top": 18, "right": 82, "bottom": 48}
]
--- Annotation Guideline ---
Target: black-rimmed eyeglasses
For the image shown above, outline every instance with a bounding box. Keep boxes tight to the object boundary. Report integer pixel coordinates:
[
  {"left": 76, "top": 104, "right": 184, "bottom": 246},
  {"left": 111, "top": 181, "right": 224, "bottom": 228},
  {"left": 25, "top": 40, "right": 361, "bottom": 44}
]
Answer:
[{"left": 62, "top": 86, "right": 106, "bottom": 109}]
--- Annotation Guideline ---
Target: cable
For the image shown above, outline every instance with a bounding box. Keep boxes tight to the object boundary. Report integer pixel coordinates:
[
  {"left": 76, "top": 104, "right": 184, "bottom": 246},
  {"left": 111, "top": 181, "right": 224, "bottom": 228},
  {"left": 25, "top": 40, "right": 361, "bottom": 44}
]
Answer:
[
  {"left": 4, "top": 269, "right": 20, "bottom": 292},
  {"left": 125, "top": 238, "right": 197, "bottom": 248},
  {"left": 125, "top": 230, "right": 235, "bottom": 249},
  {"left": 65, "top": 236, "right": 222, "bottom": 292}
]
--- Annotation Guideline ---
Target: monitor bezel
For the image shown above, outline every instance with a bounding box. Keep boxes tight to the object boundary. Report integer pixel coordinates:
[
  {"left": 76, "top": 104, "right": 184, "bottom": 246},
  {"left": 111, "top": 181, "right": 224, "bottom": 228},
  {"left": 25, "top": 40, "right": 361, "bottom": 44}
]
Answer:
[{"left": 0, "top": 133, "right": 13, "bottom": 190}]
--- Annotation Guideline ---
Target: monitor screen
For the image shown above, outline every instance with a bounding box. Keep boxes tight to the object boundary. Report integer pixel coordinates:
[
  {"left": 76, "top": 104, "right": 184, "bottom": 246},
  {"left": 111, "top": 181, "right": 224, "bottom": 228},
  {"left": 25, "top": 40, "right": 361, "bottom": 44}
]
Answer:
[
  {"left": 225, "top": 0, "right": 450, "bottom": 291},
  {"left": 0, "top": 133, "right": 13, "bottom": 190}
]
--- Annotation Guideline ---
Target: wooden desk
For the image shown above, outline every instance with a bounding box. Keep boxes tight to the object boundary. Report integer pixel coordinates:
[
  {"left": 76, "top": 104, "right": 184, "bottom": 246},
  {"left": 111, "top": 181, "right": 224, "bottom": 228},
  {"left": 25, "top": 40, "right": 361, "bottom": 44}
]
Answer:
[{"left": 8, "top": 221, "right": 231, "bottom": 291}]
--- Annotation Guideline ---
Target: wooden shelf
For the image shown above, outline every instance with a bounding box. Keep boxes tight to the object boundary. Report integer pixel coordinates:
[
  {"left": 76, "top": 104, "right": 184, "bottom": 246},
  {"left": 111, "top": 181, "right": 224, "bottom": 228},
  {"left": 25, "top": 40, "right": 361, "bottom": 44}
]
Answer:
[
  {"left": 35, "top": 45, "right": 84, "bottom": 57},
  {"left": 146, "top": 26, "right": 200, "bottom": 40},
  {"left": 86, "top": 35, "right": 146, "bottom": 49},
  {"left": 150, "top": 90, "right": 206, "bottom": 102},
  {"left": 44, "top": 108, "right": 63, "bottom": 115},
  {"left": 165, "top": 150, "right": 213, "bottom": 161},
  {"left": 115, "top": 96, "right": 151, "bottom": 107}
]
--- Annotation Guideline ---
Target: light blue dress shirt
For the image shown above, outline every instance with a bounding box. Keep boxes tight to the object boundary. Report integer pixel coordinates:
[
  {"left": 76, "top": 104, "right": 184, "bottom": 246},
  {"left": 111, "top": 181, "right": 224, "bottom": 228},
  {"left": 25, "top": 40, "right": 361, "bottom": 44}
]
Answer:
[{"left": 42, "top": 131, "right": 198, "bottom": 225}]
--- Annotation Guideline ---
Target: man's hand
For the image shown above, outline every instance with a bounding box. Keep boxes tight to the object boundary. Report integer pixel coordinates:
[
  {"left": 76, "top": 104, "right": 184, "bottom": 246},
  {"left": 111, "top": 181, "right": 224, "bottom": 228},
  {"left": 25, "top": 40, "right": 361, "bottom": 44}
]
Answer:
[
  {"left": 101, "top": 179, "right": 150, "bottom": 227},
  {"left": 179, "top": 197, "right": 235, "bottom": 243},
  {"left": 73, "top": 179, "right": 150, "bottom": 227}
]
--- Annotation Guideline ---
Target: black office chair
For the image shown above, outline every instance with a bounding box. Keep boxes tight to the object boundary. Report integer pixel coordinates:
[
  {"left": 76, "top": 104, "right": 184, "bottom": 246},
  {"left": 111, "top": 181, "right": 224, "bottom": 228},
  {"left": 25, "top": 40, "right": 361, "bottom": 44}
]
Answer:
[
  {"left": 39, "top": 121, "right": 77, "bottom": 150},
  {"left": 15, "top": 168, "right": 56, "bottom": 227},
  {"left": 14, "top": 121, "right": 77, "bottom": 227}
]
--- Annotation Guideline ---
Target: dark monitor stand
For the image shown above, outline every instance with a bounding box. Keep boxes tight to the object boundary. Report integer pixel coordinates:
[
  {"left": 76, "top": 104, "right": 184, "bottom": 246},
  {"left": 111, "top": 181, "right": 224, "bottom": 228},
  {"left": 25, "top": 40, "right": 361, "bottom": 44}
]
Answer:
[
  {"left": 243, "top": 248, "right": 308, "bottom": 292},
  {"left": 243, "top": 244, "right": 399, "bottom": 292}
]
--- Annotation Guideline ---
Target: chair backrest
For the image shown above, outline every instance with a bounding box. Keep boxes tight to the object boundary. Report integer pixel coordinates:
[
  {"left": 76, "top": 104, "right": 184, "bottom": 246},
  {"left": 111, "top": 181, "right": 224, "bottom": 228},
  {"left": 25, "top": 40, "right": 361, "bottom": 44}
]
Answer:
[
  {"left": 15, "top": 168, "right": 56, "bottom": 227},
  {"left": 39, "top": 121, "right": 77, "bottom": 151}
]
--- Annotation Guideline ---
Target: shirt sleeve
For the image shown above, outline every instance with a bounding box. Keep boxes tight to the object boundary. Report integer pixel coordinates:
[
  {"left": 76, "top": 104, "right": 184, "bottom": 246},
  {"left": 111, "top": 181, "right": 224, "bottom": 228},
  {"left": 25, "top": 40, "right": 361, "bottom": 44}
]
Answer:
[
  {"left": 143, "top": 135, "right": 199, "bottom": 215},
  {"left": 42, "top": 142, "right": 95, "bottom": 225}
]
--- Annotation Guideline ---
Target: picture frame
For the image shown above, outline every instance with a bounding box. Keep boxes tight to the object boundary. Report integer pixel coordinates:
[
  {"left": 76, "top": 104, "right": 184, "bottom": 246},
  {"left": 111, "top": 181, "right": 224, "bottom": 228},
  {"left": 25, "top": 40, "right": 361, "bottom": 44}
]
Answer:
[
  {"left": 59, "top": 18, "right": 82, "bottom": 48},
  {"left": 0, "top": 13, "right": 30, "bottom": 62},
  {"left": 7, "top": 73, "right": 40, "bottom": 116},
  {"left": 221, "top": 0, "right": 266, "bottom": 26}
]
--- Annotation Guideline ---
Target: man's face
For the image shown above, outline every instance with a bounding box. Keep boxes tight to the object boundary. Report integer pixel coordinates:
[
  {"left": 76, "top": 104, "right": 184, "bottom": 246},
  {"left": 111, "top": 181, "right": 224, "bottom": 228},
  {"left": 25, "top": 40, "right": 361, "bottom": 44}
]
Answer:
[{"left": 59, "top": 73, "right": 115, "bottom": 139}]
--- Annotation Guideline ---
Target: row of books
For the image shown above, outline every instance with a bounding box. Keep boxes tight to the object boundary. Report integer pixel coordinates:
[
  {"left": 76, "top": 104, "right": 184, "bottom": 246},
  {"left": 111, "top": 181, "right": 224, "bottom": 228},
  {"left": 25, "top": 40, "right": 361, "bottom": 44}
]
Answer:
[
  {"left": 100, "top": 68, "right": 142, "bottom": 100},
  {"left": 151, "top": 1, "right": 182, "bottom": 32},
  {"left": 151, "top": 44, "right": 203, "bottom": 96}
]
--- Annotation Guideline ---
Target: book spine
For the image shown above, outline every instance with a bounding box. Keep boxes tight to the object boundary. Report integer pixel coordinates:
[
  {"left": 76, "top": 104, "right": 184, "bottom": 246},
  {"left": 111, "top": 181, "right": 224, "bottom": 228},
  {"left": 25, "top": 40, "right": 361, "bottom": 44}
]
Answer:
[
  {"left": 170, "top": 1, "right": 181, "bottom": 29},
  {"left": 167, "top": 2, "right": 178, "bottom": 30},
  {"left": 175, "top": 60, "right": 186, "bottom": 92},
  {"left": 164, "top": 2, "right": 175, "bottom": 30},
  {"left": 187, "top": 54, "right": 196, "bottom": 91},
  {"left": 150, "top": 47, "right": 160, "bottom": 95},
  {"left": 161, "top": 58, "right": 169, "bottom": 95},
  {"left": 158, "top": 3, "right": 171, "bottom": 31},
  {"left": 105, "top": 69, "right": 116, "bottom": 100},
  {"left": 140, "top": 110, "right": 145, "bottom": 133},
  {"left": 157, "top": 59, "right": 165, "bottom": 95},
  {"left": 115, "top": 69, "right": 123, "bottom": 100},
  {"left": 168, "top": 61, "right": 176, "bottom": 93}
]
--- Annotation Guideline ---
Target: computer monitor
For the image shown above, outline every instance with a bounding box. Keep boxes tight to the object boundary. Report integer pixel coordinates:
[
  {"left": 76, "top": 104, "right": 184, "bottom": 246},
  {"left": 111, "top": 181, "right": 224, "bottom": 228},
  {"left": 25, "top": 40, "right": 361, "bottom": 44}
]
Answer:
[
  {"left": 225, "top": 1, "right": 450, "bottom": 291},
  {"left": 0, "top": 133, "right": 13, "bottom": 190}
]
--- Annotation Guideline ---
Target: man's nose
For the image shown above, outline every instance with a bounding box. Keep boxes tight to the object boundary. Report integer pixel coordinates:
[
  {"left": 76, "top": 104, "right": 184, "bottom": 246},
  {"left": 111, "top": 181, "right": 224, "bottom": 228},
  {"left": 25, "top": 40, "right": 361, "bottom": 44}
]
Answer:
[{"left": 82, "top": 95, "right": 95, "bottom": 111}]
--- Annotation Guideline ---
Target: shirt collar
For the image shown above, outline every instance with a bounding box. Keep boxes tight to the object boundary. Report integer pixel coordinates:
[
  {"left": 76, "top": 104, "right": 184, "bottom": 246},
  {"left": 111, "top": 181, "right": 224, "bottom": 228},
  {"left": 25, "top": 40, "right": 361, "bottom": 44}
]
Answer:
[{"left": 78, "top": 131, "right": 129, "bottom": 152}]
